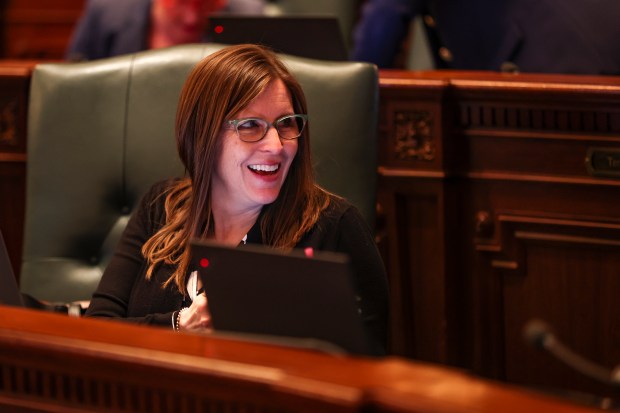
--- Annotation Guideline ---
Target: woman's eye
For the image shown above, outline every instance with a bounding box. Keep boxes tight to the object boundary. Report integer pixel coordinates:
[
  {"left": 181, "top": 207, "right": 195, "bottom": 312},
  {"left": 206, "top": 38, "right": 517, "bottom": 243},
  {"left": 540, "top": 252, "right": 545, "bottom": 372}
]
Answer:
[
  {"left": 278, "top": 118, "right": 295, "bottom": 129},
  {"left": 238, "top": 119, "right": 262, "bottom": 131}
]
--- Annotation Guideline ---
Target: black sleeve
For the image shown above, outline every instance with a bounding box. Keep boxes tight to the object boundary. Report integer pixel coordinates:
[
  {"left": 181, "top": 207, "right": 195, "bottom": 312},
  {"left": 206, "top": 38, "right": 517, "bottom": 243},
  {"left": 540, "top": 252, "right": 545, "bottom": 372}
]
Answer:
[
  {"left": 335, "top": 206, "right": 390, "bottom": 355},
  {"left": 85, "top": 182, "right": 179, "bottom": 326},
  {"left": 298, "top": 198, "right": 391, "bottom": 355}
]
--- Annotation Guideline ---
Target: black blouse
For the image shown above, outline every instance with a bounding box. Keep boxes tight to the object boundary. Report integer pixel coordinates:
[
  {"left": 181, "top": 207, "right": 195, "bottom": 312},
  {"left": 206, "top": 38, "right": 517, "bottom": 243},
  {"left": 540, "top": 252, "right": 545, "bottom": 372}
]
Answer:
[{"left": 86, "top": 180, "right": 390, "bottom": 353}]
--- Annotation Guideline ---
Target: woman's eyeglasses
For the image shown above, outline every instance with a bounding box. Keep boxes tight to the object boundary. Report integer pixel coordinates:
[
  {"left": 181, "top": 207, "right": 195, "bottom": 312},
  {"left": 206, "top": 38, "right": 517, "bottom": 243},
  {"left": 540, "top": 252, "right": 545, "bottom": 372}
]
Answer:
[{"left": 226, "top": 114, "right": 308, "bottom": 143}]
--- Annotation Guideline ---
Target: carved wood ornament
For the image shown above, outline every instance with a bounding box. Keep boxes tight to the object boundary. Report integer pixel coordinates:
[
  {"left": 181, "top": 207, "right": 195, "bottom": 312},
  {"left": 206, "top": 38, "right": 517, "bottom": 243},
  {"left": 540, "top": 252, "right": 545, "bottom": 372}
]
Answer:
[{"left": 393, "top": 110, "right": 435, "bottom": 161}]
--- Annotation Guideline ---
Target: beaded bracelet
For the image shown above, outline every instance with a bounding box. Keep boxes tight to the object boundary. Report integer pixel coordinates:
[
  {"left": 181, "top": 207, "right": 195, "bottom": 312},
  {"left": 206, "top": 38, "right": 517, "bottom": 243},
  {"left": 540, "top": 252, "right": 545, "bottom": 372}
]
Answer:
[
  {"left": 174, "top": 307, "right": 190, "bottom": 332},
  {"left": 171, "top": 310, "right": 178, "bottom": 331}
]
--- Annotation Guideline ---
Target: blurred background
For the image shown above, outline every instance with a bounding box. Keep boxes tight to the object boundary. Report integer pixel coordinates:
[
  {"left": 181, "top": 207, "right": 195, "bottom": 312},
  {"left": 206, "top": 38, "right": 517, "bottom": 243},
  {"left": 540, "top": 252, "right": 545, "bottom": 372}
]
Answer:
[{"left": 0, "top": 0, "right": 363, "bottom": 59}]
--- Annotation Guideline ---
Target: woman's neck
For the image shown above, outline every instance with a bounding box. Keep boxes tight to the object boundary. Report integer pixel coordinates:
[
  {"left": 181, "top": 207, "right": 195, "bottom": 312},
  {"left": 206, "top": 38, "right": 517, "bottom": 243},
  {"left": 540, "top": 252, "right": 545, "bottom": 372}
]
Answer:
[{"left": 211, "top": 207, "right": 261, "bottom": 246}]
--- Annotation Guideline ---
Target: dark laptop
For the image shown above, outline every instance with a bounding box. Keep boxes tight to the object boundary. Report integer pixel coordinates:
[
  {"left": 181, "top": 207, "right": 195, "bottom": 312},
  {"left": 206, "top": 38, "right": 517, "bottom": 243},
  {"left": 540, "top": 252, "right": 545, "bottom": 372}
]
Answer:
[
  {"left": 205, "top": 15, "right": 349, "bottom": 61},
  {"left": 0, "top": 231, "right": 82, "bottom": 314},
  {"left": 190, "top": 240, "right": 373, "bottom": 355},
  {"left": 0, "top": 230, "right": 25, "bottom": 307}
]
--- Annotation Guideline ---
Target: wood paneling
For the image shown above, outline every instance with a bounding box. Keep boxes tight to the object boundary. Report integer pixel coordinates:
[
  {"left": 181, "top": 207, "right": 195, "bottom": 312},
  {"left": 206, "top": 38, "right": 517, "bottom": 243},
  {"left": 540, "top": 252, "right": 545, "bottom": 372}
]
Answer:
[
  {"left": 0, "top": 61, "right": 35, "bottom": 278},
  {"left": 377, "top": 70, "right": 620, "bottom": 400},
  {"left": 1, "top": 0, "right": 84, "bottom": 59},
  {"left": 0, "top": 305, "right": 606, "bottom": 413}
]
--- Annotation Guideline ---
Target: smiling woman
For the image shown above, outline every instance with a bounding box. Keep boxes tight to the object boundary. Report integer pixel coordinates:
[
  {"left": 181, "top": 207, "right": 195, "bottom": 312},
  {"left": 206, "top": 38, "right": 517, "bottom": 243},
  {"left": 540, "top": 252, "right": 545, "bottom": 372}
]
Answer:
[{"left": 84, "top": 44, "right": 390, "bottom": 355}]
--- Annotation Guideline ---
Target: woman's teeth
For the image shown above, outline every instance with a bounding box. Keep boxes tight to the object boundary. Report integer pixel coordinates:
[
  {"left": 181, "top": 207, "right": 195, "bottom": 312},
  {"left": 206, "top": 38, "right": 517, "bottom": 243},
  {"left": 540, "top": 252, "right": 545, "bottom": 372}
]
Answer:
[{"left": 249, "top": 164, "right": 279, "bottom": 174}]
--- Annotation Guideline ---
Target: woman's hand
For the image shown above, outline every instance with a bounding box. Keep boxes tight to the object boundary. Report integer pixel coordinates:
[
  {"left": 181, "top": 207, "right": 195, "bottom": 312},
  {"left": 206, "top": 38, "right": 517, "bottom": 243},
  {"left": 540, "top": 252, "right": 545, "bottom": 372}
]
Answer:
[{"left": 178, "top": 293, "right": 212, "bottom": 332}]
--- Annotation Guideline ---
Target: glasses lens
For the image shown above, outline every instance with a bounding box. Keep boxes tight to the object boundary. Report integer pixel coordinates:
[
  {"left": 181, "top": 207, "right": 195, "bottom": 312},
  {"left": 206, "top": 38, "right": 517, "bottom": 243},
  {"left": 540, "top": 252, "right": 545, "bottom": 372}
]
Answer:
[
  {"left": 276, "top": 115, "right": 306, "bottom": 140},
  {"left": 235, "top": 118, "right": 269, "bottom": 142}
]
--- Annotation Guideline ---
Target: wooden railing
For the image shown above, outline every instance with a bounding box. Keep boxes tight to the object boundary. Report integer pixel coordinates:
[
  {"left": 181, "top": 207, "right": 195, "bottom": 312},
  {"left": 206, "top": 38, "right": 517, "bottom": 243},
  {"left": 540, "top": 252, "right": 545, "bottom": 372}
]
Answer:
[{"left": 0, "top": 305, "right": 604, "bottom": 413}]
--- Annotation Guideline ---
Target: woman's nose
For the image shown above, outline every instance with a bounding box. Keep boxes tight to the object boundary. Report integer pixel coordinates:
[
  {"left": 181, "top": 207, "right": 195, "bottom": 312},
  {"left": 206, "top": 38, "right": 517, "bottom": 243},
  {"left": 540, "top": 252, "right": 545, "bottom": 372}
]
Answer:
[{"left": 259, "top": 126, "right": 284, "bottom": 151}]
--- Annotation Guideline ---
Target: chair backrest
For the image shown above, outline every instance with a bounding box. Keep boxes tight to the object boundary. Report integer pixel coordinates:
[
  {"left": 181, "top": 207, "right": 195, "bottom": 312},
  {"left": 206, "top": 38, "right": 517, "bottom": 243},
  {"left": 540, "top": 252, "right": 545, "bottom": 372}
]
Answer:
[{"left": 21, "top": 44, "right": 379, "bottom": 303}]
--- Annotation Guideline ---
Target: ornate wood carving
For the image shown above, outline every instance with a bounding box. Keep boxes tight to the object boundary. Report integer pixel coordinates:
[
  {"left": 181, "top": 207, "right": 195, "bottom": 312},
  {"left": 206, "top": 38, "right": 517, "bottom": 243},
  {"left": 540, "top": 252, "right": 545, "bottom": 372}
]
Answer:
[
  {"left": 459, "top": 103, "right": 620, "bottom": 134},
  {"left": 393, "top": 110, "right": 435, "bottom": 161}
]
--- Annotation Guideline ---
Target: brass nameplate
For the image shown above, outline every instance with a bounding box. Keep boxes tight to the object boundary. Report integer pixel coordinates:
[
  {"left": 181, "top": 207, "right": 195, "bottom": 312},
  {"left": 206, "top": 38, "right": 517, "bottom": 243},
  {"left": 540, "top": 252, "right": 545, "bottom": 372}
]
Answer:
[{"left": 586, "top": 147, "right": 620, "bottom": 178}]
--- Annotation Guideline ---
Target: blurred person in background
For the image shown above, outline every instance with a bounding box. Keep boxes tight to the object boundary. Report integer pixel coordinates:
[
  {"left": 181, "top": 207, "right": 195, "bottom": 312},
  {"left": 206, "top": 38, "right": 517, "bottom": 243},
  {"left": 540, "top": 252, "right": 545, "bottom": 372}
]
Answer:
[
  {"left": 66, "top": 0, "right": 266, "bottom": 61},
  {"left": 351, "top": 0, "right": 620, "bottom": 75}
]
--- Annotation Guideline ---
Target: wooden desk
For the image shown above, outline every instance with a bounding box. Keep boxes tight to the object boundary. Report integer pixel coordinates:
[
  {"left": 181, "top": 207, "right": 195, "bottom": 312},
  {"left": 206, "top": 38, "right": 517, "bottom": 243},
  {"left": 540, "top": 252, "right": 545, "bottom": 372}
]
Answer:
[
  {"left": 0, "top": 305, "right": 604, "bottom": 413},
  {"left": 2, "top": 62, "right": 620, "bottom": 400},
  {"left": 0, "top": 60, "right": 35, "bottom": 280},
  {"left": 376, "top": 70, "right": 620, "bottom": 397}
]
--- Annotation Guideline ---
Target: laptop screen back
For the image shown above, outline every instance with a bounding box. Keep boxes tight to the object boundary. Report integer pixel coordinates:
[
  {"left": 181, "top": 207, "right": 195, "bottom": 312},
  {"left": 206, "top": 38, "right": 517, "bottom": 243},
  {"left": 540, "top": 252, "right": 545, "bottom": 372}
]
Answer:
[
  {"left": 0, "top": 230, "right": 24, "bottom": 307},
  {"left": 205, "top": 16, "right": 349, "bottom": 61},
  {"left": 190, "top": 240, "right": 372, "bottom": 355}
]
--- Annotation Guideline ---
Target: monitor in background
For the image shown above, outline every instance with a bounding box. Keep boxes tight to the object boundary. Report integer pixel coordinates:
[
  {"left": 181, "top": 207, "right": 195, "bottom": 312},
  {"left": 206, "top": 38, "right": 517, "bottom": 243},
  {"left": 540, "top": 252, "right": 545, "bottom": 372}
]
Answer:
[
  {"left": 0, "top": 230, "right": 24, "bottom": 307},
  {"left": 205, "top": 15, "right": 349, "bottom": 61},
  {"left": 190, "top": 240, "right": 374, "bottom": 356}
]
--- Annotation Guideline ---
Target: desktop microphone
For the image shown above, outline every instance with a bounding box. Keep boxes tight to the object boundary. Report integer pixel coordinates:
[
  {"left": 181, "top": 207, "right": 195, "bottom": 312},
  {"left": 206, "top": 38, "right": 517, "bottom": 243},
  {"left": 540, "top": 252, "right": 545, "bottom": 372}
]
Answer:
[{"left": 523, "top": 319, "right": 620, "bottom": 387}]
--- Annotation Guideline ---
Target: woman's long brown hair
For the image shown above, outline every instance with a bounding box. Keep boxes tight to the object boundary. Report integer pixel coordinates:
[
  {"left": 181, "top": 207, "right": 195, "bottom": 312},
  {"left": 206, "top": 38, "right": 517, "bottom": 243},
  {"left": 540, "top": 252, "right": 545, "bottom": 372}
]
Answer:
[{"left": 141, "top": 44, "right": 331, "bottom": 293}]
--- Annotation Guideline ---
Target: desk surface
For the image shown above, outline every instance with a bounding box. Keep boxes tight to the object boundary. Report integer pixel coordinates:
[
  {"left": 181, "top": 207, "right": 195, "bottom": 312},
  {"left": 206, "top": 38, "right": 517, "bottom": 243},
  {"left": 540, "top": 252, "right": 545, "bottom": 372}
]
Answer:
[{"left": 0, "top": 305, "right": 604, "bottom": 413}]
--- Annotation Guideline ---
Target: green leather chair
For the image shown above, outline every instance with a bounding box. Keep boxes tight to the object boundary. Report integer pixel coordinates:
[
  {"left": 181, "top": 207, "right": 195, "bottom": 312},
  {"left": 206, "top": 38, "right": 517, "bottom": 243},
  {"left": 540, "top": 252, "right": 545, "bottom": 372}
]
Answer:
[{"left": 21, "top": 44, "right": 378, "bottom": 303}]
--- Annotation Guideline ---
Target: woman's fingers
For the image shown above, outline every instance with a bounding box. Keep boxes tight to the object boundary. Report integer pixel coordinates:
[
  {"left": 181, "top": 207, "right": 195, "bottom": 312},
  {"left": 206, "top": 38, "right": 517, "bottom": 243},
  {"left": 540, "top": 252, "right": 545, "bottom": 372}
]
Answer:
[{"left": 180, "top": 294, "right": 212, "bottom": 331}]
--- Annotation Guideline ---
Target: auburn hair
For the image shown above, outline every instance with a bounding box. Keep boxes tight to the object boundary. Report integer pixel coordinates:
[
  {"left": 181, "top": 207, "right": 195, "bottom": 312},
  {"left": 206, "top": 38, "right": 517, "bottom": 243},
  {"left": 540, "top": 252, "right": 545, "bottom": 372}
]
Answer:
[{"left": 141, "top": 44, "right": 330, "bottom": 293}]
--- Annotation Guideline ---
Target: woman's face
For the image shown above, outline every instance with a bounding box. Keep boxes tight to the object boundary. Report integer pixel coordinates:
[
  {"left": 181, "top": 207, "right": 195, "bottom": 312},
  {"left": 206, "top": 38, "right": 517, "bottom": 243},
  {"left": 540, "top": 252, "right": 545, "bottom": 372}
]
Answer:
[{"left": 211, "top": 78, "right": 299, "bottom": 216}]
